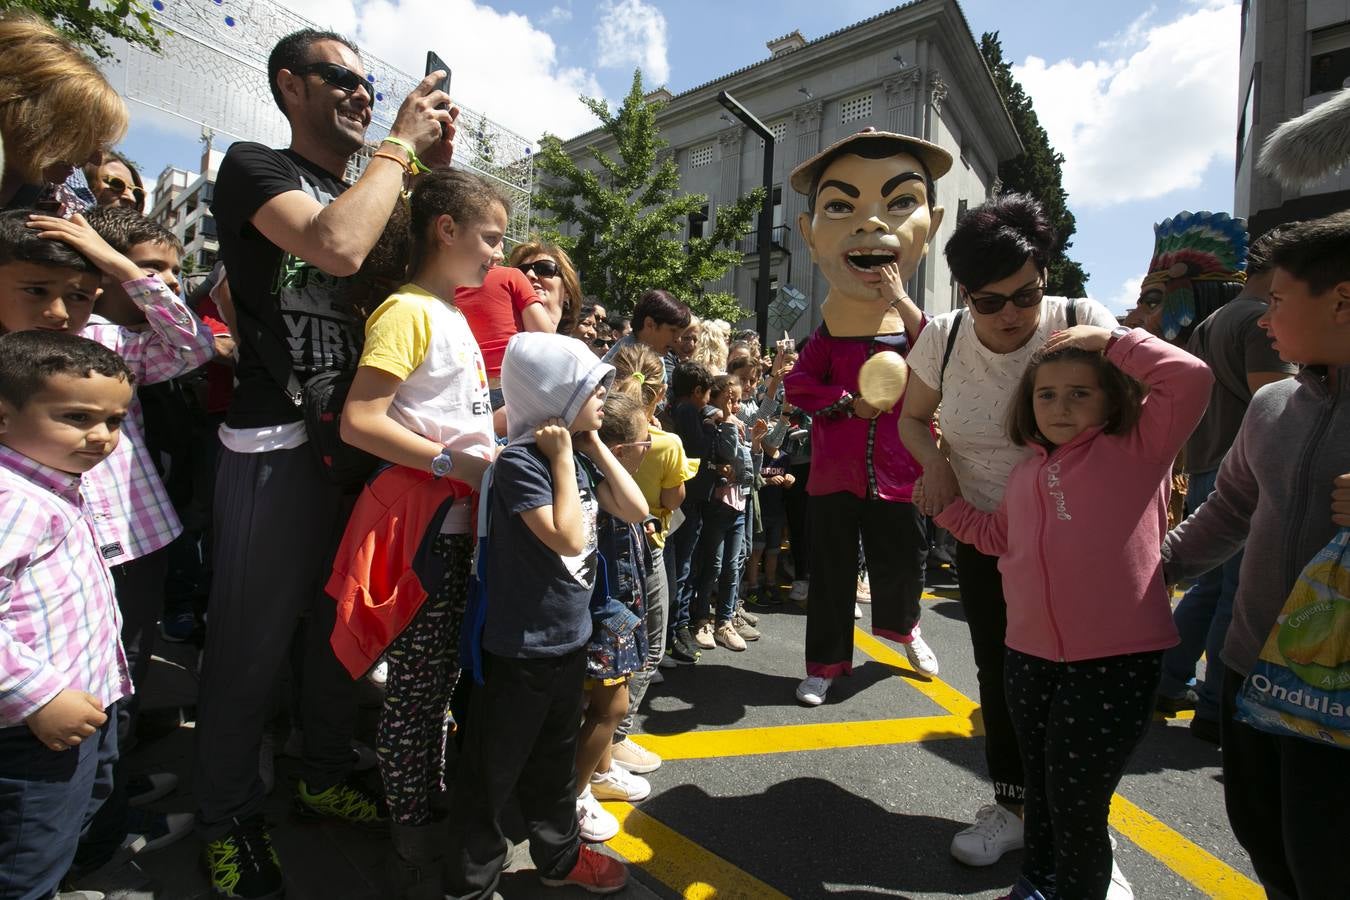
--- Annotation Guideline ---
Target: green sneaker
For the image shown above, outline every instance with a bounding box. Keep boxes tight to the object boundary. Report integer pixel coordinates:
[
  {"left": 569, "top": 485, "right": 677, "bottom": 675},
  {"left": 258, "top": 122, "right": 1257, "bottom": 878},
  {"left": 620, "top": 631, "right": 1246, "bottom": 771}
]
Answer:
[
  {"left": 294, "top": 777, "right": 387, "bottom": 828},
  {"left": 204, "top": 816, "right": 283, "bottom": 899}
]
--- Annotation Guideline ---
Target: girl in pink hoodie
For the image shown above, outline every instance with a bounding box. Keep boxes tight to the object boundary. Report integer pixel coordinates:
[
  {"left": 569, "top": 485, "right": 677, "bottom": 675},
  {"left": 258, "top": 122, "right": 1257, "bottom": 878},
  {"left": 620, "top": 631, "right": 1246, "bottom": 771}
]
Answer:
[{"left": 933, "top": 324, "right": 1211, "bottom": 900}]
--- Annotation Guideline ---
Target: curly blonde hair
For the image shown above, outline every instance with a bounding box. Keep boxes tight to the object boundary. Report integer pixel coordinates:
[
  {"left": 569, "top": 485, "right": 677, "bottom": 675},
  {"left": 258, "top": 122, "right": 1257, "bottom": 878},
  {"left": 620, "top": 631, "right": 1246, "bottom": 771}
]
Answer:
[
  {"left": 692, "top": 318, "right": 730, "bottom": 373},
  {"left": 0, "top": 12, "right": 128, "bottom": 183}
]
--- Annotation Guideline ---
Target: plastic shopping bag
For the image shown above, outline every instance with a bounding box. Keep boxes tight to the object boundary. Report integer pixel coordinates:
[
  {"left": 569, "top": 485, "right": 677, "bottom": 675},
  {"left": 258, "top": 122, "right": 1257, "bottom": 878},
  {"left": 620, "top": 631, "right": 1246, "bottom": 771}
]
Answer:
[{"left": 1236, "top": 528, "right": 1350, "bottom": 748}]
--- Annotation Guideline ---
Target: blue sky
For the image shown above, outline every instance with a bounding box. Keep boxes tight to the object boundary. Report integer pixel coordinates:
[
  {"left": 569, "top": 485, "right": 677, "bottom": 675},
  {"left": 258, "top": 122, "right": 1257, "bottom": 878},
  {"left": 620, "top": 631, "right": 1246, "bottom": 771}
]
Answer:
[{"left": 114, "top": 0, "right": 1240, "bottom": 313}]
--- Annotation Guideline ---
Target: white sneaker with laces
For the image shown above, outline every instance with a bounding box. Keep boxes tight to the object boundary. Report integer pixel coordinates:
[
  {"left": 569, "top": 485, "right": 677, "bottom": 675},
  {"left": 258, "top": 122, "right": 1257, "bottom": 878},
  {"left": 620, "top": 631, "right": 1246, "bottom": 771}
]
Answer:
[
  {"left": 611, "top": 737, "right": 662, "bottom": 774},
  {"left": 694, "top": 621, "right": 716, "bottom": 649},
  {"left": 950, "top": 803, "right": 1024, "bottom": 866},
  {"left": 1107, "top": 857, "right": 1134, "bottom": 899},
  {"left": 576, "top": 788, "right": 619, "bottom": 842},
  {"left": 795, "top": 675, "right": 832, "bottom": 706},
  {"left": 854, "top": 603, "right": 862, "bottom": 620},
  {"left": 904, "top": 628, "right": 940, "bottom": 676},
  {"left": 788, "top": 580, "right": 809, "bottom": 603},
  {"left": 591, "top": 765, "right": 651, "bottom": 801}
]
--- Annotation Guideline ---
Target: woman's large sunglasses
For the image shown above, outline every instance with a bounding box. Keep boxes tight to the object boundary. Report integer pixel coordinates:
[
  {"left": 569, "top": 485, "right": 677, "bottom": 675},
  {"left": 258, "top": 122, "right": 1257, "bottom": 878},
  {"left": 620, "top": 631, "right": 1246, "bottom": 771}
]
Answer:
[
  {"left": 963, "top": 283, "right": 1045, "bottom": 316},
  {"left": 297, "top": 62, "right": 372, "bottom": 100},
  {"left": 517, "top": 259, "right": 561, "bottom": 279},
  {"left": 100, "top": 175, "right": 145, "bottom": 208}
]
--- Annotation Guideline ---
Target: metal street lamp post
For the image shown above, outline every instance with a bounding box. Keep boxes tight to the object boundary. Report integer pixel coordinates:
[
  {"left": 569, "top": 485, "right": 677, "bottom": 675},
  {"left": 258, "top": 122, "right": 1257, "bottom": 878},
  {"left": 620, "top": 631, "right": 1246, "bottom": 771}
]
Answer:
[{"left": 717, "top": 90, "right": 774, "bottom": 348}]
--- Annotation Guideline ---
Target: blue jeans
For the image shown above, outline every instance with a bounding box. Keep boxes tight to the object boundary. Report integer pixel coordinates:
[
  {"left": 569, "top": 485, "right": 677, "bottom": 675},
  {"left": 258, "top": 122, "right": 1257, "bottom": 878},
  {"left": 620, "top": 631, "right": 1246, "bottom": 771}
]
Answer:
[
  {"left": 0, "top": 716, "right": 117, "bottom": 899},
  {"left": 665, "top": 501, "right": 704, "bottom": 635},
  {"left": 692, "top": 502, "right": 746, "bottom": 624},
  {"left": 1158, "top": 468, "right": 1241, "bottom": 722}
]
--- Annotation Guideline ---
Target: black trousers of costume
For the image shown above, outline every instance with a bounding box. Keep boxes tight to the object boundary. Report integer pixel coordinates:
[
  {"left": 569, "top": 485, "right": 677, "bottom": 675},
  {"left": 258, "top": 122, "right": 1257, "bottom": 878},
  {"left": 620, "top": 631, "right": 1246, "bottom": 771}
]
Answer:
[{"left": 804, "top": 492, "right": 924, "bottom": 677}]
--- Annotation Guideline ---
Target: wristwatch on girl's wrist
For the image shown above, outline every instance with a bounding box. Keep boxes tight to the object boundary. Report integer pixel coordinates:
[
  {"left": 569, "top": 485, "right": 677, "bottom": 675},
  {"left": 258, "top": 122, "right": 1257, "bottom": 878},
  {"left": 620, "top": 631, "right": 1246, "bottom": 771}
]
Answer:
[
  {"left": 431, "top": 448, "right": 454, "bottom": 478},
  {"left": 1105, "top": 326, "right": 1131, "bottom": 353}
]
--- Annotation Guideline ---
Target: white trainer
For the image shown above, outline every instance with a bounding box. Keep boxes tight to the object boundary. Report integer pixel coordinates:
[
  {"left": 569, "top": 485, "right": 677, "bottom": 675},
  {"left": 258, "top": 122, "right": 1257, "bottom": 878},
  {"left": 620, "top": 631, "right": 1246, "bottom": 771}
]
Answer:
[
  {"left": 590, "top": 765, "right": 651, "bottom": 801},
  {"left": 1107, "top": 854, "right": 1134, "bottom": 900},
  {"left": 611, "top": 737, "right": 662, "bottom": 774},
  {"left": 854, "top": 603, "right": 863, "bottom": 620},
  {"left": 904, "top": 628, "right": 940, "bottom": 676},
  {"left": 788, "top": 580, "right": 809, "bottom": 603},
  {"left": 576, "top": 788, "right": 619, "bottom": 842},
  {"left": 795, "top": 675, "right": 832, "bottom": 706},
  {"left": 950, "top": 803, "right": 1024, "bottom": 866}
]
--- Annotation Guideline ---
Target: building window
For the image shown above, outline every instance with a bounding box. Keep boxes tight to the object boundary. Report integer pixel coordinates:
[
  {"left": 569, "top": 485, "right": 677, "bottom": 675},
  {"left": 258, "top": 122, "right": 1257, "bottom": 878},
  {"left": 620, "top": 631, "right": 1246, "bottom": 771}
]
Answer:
[
  {"left": 771, "top": 186, "right": 784, "bottom": 229},
  {"left": 759, "top": 120, "right": 789, "bottom": 149},
  {"left": 957, "top": 199, "right": 969, "bottom": 222},
  {"left": 1240, "top": 0, "right": 1252, "bottom": 46},
  {"left": 689, "top": 204, "right": 709, "bottom": 240},
  {"left": 1310, "top": 24, "right": 1350, "bottom": 96},
  {"left": 690, "top": 144, "right": 714, "bottom": 168},
  {"left": 840, "top": 92, "right": 872, "bottom": 125},
  {"left": 1237, "top": 73, "right": 1257, "bottom": 162}
]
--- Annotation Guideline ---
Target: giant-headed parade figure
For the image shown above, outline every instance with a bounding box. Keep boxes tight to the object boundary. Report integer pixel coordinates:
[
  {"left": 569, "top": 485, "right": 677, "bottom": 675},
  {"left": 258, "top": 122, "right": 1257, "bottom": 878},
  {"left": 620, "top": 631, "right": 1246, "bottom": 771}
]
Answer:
[{"left": 783, "top": 128, "right": 950, "bottom": 708}]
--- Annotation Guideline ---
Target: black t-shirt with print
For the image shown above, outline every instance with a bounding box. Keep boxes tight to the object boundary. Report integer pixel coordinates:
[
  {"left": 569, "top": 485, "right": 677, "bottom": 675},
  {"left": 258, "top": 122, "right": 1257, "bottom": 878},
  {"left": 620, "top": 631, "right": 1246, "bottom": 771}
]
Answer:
[{"left": 210, "top": 142, "right": 363, "bottom": 427}]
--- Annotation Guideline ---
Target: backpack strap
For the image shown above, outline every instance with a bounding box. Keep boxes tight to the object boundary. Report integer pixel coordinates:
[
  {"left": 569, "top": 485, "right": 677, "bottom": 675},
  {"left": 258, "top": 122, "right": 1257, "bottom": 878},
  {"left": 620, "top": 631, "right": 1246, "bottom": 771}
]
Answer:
[{"left": 939, "top": 309, "right": 965, "bottom": 394}]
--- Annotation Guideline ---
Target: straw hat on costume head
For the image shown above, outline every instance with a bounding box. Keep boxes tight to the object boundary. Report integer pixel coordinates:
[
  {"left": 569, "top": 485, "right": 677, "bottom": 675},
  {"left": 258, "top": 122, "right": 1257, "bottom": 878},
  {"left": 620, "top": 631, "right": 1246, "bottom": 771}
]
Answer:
[{"left": 1139, "top": 211, "right": 1248, "bottom": 342}]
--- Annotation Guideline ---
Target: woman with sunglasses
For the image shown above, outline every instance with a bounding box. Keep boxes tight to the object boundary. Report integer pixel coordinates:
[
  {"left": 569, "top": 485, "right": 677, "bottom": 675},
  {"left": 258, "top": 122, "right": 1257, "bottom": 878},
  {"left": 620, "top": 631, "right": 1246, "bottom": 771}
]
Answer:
[
  {"left": 85, "top": 152, "right": 145, "bottom": 212},
  {"left": 509, "top": 239, "right": 582, "bottom": 334},
  {"left": 898, "top": 194, "right": 1120, "bottom": 870}
]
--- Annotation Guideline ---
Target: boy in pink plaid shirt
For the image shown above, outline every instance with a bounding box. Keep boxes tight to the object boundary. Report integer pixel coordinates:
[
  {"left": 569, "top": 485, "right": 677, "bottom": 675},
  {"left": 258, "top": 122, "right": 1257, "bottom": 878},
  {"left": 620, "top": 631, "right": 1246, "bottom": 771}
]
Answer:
[
  {"left": 0, "top": 330, "right": 136, "bottom": 898},
  {"left": 0, "top": 207, "right": 216, "bottom": 872}
]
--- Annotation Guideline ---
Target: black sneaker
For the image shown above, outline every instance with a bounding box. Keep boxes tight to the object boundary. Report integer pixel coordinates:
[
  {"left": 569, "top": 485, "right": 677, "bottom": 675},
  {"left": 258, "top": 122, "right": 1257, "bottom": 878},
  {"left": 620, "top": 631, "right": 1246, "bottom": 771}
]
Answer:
[
  {"left": 1156, "top": 688, "right": 1199, "bottom": 715},
  {"left": 751, "top": 585, "right": 783, "bottom": 607},
  {"left": 204, "top": 816, "right": 283, "bottom": 899},
  {"left": 294, "top": 776, "right": 388, "bottom": 828},
  {"left": 667, "top": 627, "right": 700, "bottom": 664}
]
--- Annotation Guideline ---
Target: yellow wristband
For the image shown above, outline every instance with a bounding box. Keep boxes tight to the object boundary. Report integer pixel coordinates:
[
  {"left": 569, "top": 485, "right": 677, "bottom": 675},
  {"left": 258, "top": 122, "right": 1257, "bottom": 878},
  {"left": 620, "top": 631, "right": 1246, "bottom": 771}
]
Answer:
[{"left": 381, "top": 136, "right": 430, "bottom": 175}]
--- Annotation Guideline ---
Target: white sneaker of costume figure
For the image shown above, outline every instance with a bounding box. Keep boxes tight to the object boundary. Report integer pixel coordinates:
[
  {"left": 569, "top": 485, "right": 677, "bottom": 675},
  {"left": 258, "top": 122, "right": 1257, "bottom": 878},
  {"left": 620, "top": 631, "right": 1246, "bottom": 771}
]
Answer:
[{"left": 795, "top": 628, "right": 939, "bottom": 706}]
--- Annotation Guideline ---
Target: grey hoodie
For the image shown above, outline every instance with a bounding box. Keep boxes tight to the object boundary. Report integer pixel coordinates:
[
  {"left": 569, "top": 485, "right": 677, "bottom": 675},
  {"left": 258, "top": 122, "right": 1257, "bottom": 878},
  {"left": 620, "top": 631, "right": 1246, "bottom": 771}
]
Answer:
[
  {"left": 500, "top": 332, "right": 615, "bottom": 442},
  {"left": 1163, "top": 365, "right": 1350, "bottom": 676}
]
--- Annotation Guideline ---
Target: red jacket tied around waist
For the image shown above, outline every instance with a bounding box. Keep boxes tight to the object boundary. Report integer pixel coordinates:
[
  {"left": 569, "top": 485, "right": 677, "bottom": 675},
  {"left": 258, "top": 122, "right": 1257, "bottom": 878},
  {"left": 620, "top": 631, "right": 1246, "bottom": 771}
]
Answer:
[{"left": 327, "top": 465, "right": 476, "bottom": 678}]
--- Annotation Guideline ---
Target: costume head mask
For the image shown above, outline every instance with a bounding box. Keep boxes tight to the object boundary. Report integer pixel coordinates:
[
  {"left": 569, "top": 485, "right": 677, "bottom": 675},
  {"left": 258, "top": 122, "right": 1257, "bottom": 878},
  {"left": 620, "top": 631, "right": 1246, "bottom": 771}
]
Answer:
[
  {"left": 1138, "top": 211, "right": 1248, "bottom": 342},
  {"left": 790, "top": 129, "right": 952, "bottom": 306}
]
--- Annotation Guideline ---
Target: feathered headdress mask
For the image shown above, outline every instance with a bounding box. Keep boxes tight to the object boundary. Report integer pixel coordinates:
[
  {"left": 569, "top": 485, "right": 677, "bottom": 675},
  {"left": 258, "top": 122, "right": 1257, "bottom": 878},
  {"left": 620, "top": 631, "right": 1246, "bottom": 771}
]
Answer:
[{"left": 1140, "top": 211, "right": 1248, "bottom": 340}]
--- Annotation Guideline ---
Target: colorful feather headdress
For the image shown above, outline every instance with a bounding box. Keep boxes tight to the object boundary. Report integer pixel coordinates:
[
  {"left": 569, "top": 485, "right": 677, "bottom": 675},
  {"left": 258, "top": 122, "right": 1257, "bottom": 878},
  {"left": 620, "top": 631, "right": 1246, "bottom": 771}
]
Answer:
[{"left": 1140, "top": 211, "right": 1248, "bottom": 340}]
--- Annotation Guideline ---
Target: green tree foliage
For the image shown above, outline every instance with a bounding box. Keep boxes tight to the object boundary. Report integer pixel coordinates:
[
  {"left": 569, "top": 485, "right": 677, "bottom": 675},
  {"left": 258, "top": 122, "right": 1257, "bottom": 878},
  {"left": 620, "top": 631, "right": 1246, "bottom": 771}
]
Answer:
[
  {"left": 533, "top": 70, "right": 763, "bottom": 321},
  {"left": 980, "top": 31, "right": 1089, "bottom": 298},
  {"left": 0, "top": 0, "right": 160, "bottom": 59}
]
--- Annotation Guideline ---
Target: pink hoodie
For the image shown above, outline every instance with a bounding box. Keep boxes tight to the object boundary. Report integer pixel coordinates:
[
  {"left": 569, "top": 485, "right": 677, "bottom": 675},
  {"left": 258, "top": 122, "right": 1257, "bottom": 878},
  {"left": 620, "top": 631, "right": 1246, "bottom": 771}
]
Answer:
[{"left": 936, "top": 330, "right": 1213, "bottom": 663}]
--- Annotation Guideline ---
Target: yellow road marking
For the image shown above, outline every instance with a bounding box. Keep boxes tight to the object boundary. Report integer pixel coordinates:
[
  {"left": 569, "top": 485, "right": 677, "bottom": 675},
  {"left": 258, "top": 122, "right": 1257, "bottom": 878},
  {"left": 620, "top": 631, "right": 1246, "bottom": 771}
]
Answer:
[
  {"left": 606, "top": 802, "right": 790, "bottom": 899},
  {"left": 635, "top": 714, "right": 978, "bottom": 761},
  {"left": 1110, "top": 795, "right": 1264, "bottom": 900},
  {"left": 853, "top": 627, "right": 1261, "bottom": 899}
]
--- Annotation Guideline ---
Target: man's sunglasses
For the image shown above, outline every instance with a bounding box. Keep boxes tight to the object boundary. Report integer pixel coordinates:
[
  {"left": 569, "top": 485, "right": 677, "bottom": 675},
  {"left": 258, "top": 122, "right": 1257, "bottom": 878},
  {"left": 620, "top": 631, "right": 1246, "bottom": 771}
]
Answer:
[
  {"left": 517, "top": 259, "right": 561, "bottom": 279},
  {"left": 591, "top": 338, "right": 614, "bottom": 350},
  {"left": 101, "top": 175, "right": 145, "bottom": 208},
  {"left": 963, "top": 283, "right": 1045, "bottom": 316},
  {"left": 297, "top": 62, "right": 372, "bottom": 100}
]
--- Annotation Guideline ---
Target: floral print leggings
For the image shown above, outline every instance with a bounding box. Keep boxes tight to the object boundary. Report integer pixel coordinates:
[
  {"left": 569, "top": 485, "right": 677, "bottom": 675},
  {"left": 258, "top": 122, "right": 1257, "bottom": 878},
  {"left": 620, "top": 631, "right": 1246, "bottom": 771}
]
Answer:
[{"left": 376, "top": 533, "right": 472, "bottom": 826}]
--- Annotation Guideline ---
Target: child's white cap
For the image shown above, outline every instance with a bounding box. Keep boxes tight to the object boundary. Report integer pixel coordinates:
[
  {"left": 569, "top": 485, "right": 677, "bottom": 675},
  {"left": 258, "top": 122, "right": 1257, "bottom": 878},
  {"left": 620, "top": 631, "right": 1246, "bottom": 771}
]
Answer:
[{"left": 501, "top": 332, "right": 616, "bottom": 442}]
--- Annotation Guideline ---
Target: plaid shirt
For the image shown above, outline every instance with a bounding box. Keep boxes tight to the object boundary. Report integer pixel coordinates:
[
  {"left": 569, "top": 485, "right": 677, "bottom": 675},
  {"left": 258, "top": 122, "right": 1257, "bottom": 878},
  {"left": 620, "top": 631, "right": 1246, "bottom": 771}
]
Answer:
[
  {"left": 0, "top": 446, "right": 130, "bottom": 726},
  {"left": 80, "top": 277, "right": 216, "bottom": 563}
]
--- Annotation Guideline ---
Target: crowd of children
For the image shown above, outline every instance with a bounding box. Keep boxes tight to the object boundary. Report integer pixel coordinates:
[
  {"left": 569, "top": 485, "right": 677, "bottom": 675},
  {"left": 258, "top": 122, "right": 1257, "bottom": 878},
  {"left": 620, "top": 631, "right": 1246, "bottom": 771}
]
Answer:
[{"left": 2, "top": 12, "right": 1349, "bottom": 900}]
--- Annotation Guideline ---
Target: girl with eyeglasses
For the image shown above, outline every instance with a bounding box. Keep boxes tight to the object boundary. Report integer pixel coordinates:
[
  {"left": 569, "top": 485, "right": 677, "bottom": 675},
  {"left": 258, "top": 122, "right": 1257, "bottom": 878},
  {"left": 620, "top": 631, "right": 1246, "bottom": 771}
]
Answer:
[{"left": 897, "top": 194, "right": 1123, "bottom": 873}]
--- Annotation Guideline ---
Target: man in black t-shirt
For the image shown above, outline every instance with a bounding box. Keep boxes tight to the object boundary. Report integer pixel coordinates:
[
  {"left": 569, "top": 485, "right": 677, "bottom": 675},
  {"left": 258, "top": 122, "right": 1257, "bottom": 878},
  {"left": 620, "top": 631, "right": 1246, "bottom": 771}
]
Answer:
[{"left": 194, "top": 27, "right": 455, "bottom": 898}]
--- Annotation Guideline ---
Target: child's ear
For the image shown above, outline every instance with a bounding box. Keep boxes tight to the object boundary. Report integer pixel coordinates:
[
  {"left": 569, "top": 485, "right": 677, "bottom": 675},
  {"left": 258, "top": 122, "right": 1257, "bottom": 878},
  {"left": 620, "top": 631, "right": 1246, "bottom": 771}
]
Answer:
[
  {"left": 1333, "top": 281, "right": 1350, "bottom": 325},
  {"left": 436, "top": 213, "right": 458, "bottom": 246},
  {"left": 0, "top": 400, "right": 12, "bottom": 434}
]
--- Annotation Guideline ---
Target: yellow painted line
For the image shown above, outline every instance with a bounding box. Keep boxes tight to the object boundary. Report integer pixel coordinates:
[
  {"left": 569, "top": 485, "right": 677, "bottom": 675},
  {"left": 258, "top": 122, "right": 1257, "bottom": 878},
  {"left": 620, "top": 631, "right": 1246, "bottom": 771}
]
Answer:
[
  {"left": 606, "top": 801, "right": 790, "bottom": 899},
  {"left": 633, "top": 714, "right": 978, "bottom": 761},
  {"left": 1110, "top": 795, "right": 1263, "bottom": 900},
  {"left": 854, "top": 626, "right": 1260, "bottom": 898},
  {"left": 852, "top": 628, "right": 981, "bottom": 718}
]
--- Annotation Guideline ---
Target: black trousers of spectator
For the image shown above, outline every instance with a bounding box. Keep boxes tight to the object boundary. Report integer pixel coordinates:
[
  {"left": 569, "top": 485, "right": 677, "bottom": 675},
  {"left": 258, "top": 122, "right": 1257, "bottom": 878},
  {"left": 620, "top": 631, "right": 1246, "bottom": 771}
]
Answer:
[
  {"left": 955, "top": 542, "right": 1024, "bottom": 806},
  {"left": 1221, "top": 667, "right": 1350, "bottom": 900},
  {"left": 194, "top": 446, "right": 356, "bottom": 840},
  {"left": 443, "top": 650, "right": 586, "bottom": 899},
  {"left": 804, "top": 492, "right": 924, "bottom": 677}
]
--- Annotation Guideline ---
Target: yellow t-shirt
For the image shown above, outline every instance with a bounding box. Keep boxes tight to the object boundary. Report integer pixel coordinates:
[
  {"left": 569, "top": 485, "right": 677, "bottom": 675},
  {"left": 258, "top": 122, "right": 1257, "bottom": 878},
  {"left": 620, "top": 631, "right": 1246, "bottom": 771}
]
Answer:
[{"left": 634, "top": 424, "right": 699, "bottom": 548}]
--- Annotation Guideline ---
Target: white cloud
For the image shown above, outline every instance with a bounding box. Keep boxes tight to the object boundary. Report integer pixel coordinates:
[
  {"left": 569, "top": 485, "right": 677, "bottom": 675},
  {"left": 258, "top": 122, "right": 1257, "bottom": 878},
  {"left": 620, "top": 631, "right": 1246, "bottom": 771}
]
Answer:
[
  {"left": 279, "top": 0, "right": 603, "bottom": 141},
  {"left": 1013, "top": 2, "right": 1239, "bottom": 208},
  {"left": 544, "top": 3, "right": 574, "bottom": 24},
  {"left": 1095, "top": 5, "right": 1156, "bottom": 51},
  {"left": 1104, "top": 275, "right": 1144, "bottom": 316},
  {"left": 594, "top": 0, "right": 670, "bottom": 85}
]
